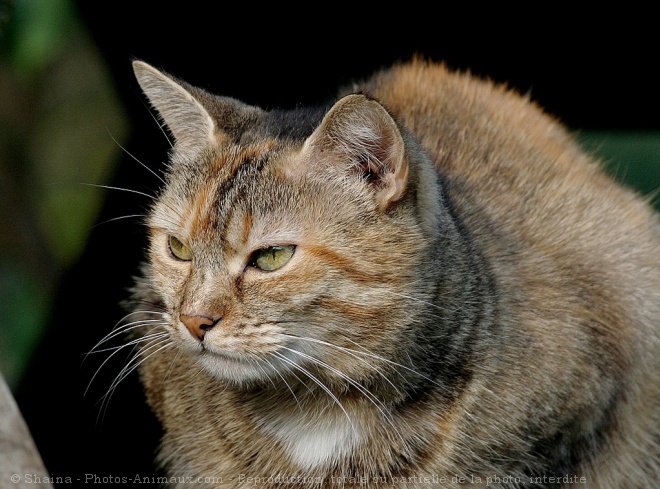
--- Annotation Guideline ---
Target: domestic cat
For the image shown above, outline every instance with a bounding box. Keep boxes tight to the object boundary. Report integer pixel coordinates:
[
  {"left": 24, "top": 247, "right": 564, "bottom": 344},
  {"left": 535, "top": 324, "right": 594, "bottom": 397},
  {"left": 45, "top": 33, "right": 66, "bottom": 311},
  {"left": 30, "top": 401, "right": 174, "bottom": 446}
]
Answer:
[{"left": 124, "top": 58, "right": 659, "bottom": 488}]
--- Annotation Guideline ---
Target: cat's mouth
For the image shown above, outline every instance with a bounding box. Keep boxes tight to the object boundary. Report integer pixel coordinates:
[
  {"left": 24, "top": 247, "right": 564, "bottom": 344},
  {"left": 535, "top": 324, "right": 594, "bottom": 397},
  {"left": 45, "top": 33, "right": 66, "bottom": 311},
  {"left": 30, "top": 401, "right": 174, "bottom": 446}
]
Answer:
[
  {"left": 172, "top": 319, "right": 302, "bottom": 383},
  {"left": 199, "top": 346, "right": 247, "bottom": 363}
]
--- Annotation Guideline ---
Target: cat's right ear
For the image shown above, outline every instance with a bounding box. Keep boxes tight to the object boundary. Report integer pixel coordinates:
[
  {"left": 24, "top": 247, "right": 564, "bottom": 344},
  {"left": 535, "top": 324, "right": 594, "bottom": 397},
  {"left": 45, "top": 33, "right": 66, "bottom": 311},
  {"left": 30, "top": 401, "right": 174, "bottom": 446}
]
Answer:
[{"left": 132, "top": 60, "right": 216, "bottom": 155}]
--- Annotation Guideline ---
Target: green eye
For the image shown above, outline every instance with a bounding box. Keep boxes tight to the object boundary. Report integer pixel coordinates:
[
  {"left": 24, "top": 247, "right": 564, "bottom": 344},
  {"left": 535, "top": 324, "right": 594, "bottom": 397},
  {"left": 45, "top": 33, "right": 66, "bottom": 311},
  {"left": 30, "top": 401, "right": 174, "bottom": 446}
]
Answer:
[
  {"left": 250, "top": 245, "right": 295, "bottom": 272},
  {"left": 169, "top": 235, "right": 193, "bottom": 261}
]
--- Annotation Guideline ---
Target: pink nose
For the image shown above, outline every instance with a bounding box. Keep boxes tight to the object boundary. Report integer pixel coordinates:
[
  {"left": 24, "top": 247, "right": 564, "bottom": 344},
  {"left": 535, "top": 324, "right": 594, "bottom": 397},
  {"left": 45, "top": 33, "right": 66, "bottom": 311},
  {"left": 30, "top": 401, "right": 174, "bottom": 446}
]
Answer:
[{"left": 180, "top": 314, "right": 220, "bottom": 341}]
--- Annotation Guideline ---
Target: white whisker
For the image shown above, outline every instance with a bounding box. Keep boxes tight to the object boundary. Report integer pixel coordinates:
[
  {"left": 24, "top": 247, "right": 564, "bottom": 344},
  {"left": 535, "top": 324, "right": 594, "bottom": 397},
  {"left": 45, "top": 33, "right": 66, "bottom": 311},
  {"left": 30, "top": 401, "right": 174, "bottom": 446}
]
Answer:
[
  {"left": 136, "top": 95, "right": 174, "bottom": 149},
  {"left": 85, "top": 318, "right": 166, "bottom": 359},
  {"left": 281, "top": 333, "right": 403, "bottom": 396},
  {"left": 105, "top": 336, "right": 172, "bottom": 398},
  {"left": 338, "top": 334, "right": 442, "bottom": 388},
  {"left": 79, "top": 182, "right": 155, "bottom": 200},
  {"left": 279, "top": 346, "right": 407, "bottom": 445},
  {"left": 98, "top": 336, "right": 173, "bottom": 423},
  {"left": 271, "top": 351, "right": 356, "bottom": 435},
  {"left": 85, "top": 331, "right": 168, "bottom": 396},
  {"left": 92, "top": 214, "right": 146, "bottom": 228},
  {"left": 108, "top": 130, "right": 166, "bottom": 184},
  {"left": 164, "top": 349, "right": 183, "bottom": 382},
  {"left": 380, "top": 288, "right": 463, "bottom": 314},
  {"left": 263, "top": 357, "right": 303, "bottom": 412}
]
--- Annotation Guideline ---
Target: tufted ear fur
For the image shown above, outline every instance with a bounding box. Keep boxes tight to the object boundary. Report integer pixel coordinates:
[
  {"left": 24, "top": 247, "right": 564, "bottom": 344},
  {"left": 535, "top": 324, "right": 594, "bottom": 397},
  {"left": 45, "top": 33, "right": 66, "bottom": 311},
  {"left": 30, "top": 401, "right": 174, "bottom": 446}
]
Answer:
[
  {"left": 132, "top": 60, "right": 216, "bottom": 155},
  {"left": 301, "top": 94, "right": 409, "bottom": 211}
]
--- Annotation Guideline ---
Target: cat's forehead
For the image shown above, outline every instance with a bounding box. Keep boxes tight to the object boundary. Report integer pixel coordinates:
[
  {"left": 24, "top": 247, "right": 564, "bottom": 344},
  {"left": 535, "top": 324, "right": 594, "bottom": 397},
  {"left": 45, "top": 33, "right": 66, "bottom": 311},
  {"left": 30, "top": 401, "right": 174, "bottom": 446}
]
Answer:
[
  {"left": 153, "top": 139, "right": 304, "bottom": 241},
  {"left": 168, "top": 138, "right": 279, "bottom": 195},
  {"left": 212, "top": 139, "right": 279, "bottom": 182}
]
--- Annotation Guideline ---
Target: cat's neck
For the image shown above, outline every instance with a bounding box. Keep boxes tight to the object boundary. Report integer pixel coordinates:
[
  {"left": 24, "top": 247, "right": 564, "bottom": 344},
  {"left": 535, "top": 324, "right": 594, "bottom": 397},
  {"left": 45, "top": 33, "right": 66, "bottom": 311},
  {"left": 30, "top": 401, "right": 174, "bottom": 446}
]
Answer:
[{"left": 228, "top": 379, "right": 433, "bottom": 473}]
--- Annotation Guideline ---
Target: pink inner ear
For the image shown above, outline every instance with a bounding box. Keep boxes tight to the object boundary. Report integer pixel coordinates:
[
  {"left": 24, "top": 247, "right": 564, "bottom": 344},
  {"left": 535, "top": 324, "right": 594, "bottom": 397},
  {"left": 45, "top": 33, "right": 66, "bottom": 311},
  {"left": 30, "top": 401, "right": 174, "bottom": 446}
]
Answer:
[
  {"left": 346, "top": 128, "right": 408, "bottom": 210},
  {"left": 375, "top": 152, "right": 408, "bottom": 211},
  {"left": 358, "top": 119, "right": 408, "bottom": 208},
  {"left": 296, "top": 94, "right": 409, "bottom": 209}
]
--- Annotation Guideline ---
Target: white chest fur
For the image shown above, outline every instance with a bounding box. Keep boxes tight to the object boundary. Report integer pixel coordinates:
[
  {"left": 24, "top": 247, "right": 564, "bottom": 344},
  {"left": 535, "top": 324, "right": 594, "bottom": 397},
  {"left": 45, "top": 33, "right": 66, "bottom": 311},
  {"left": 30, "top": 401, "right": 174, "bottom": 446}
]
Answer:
[{"left": 260, "top": 410, "right": 363, "bottom": 470}]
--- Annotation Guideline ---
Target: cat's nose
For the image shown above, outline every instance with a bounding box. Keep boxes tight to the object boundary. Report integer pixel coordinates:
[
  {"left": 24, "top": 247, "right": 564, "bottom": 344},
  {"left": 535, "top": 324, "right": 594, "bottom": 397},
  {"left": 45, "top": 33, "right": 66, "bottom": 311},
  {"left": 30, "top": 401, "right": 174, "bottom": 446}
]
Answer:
[{"left": 180, "top": 314, "right": 221, "bottom": 341}]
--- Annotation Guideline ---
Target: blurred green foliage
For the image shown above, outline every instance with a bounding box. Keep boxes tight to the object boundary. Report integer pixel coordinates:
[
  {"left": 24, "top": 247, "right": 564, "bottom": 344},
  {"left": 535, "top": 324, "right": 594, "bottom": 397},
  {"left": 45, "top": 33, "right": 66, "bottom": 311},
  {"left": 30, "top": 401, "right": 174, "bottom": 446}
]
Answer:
[
  {"left": 580, "top": 132, "right": 660, "bottom": 210},
  {"left": 8, "top": 0, "right": 73, "bottom": 77},
  {"left": 0, "top": 0, "right": 128, "bottom": 389}
]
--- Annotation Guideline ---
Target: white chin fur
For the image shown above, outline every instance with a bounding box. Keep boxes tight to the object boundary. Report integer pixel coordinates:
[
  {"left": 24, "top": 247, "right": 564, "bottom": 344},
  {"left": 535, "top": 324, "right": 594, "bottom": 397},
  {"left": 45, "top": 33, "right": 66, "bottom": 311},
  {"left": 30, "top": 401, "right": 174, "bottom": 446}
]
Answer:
[{"left": 196, "top": 350, "right": 273, "bottom": 384}]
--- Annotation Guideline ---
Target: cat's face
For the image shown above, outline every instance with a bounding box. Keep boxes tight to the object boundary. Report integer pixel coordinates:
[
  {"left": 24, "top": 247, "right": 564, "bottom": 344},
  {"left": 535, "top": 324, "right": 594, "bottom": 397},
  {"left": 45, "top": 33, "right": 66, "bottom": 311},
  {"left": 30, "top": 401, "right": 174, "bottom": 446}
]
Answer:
[{"left": 135, "top": 62, "right": 433, "bottom": 388}]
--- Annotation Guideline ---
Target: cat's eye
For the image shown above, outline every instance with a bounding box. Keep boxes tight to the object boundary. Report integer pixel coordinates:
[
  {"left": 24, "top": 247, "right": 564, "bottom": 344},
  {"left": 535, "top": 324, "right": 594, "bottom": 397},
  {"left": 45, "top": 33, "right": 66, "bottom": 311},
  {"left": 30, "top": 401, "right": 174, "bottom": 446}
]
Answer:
[
  {"left": 169, "top": 235, "right": 193, "bottom": 261},
  {"left": 249, "top": 245, "right": 295, "bottom": 272}
]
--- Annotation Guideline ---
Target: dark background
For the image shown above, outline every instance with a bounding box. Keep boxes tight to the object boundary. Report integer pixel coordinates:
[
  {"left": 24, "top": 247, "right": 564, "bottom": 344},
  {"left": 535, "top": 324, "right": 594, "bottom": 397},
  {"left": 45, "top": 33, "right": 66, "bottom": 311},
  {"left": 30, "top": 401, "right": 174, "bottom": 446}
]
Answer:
[{"left": 11, "top": 5, "right": 658, "bottom": 487}]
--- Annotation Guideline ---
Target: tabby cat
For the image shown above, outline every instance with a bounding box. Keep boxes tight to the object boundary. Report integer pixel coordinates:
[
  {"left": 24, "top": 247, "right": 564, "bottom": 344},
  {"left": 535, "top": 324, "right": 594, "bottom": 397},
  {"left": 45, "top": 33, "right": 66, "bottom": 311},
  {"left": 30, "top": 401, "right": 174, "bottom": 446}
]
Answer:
[{"left": 124, "top": 59, "right": 660, "bottom": 488}]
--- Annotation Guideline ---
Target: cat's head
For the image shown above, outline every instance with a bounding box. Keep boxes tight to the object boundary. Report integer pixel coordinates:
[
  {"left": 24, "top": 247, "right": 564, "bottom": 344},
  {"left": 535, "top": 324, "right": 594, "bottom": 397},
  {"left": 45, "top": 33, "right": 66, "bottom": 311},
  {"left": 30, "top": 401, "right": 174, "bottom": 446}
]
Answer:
[{"left": 133, "top": 61, "right": 443, "bottom": 390}]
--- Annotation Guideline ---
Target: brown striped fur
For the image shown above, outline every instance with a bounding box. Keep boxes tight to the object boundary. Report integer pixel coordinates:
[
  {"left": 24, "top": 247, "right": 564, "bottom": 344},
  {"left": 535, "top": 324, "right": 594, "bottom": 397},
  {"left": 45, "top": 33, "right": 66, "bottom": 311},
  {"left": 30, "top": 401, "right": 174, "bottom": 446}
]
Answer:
[{"left": 127, "top": 59, "right": 660, "bottom": 488}]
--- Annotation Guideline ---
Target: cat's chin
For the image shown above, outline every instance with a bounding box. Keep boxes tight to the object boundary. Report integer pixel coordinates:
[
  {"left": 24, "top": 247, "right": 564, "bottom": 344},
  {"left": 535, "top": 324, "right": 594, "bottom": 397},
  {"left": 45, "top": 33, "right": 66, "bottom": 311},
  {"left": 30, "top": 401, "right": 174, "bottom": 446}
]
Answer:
[{"left": 193, "top": 348, "right": 277, "bottom": 386}]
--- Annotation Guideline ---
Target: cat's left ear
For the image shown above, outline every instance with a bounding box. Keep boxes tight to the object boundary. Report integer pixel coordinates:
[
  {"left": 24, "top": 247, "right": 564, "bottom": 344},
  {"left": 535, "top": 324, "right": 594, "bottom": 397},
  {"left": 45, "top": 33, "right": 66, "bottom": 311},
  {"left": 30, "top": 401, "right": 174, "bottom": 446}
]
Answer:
[
  {"left": 301, "top": 94, "right": 409, "bottom": 211},
  {"left": 132, "top": 60, "right": 216, "bottom": 155}
]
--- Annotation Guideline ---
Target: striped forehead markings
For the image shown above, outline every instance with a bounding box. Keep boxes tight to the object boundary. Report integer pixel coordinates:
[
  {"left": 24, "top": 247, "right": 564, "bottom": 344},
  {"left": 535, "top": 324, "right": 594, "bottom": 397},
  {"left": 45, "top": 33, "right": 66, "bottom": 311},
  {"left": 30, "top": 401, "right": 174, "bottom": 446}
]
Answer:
[
  {"left": 214, "top": 140, "right": 277, "bottom": 176},
  {"left": 215, "top": 145, "right": 271, "bottom": 216},
  {"left": 187, "top": 179, "right": 219, "bottom": 237},
  {"left": 182, "top": 142, "right": 275, "bottom": 245}
]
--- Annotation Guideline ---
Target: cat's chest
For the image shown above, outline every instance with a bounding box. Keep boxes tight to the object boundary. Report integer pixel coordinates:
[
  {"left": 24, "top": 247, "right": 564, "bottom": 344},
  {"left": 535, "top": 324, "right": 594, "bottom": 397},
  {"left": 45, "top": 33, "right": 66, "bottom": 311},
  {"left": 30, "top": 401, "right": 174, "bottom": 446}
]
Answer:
[{"left": 258, "top": 409, "right": 363, "bottom": 471}]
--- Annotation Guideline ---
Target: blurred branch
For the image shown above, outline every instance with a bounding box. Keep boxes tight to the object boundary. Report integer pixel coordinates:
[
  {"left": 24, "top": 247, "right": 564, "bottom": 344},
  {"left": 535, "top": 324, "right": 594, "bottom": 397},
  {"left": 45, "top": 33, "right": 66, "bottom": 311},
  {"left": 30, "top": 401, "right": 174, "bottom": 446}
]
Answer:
[{"left": 0, "top": 373, "right": 52, "bottom": 488}]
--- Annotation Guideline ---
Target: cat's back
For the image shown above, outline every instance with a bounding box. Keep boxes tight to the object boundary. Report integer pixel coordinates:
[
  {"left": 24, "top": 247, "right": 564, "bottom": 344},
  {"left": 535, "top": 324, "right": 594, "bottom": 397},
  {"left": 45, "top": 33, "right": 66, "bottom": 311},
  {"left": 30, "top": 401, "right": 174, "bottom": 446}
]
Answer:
[
  {"left": 361, "top": 59, "right": 660, "bottom": 314},
  {"left": 361, "top": 59, "right": 660, "bottom": 485}
]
